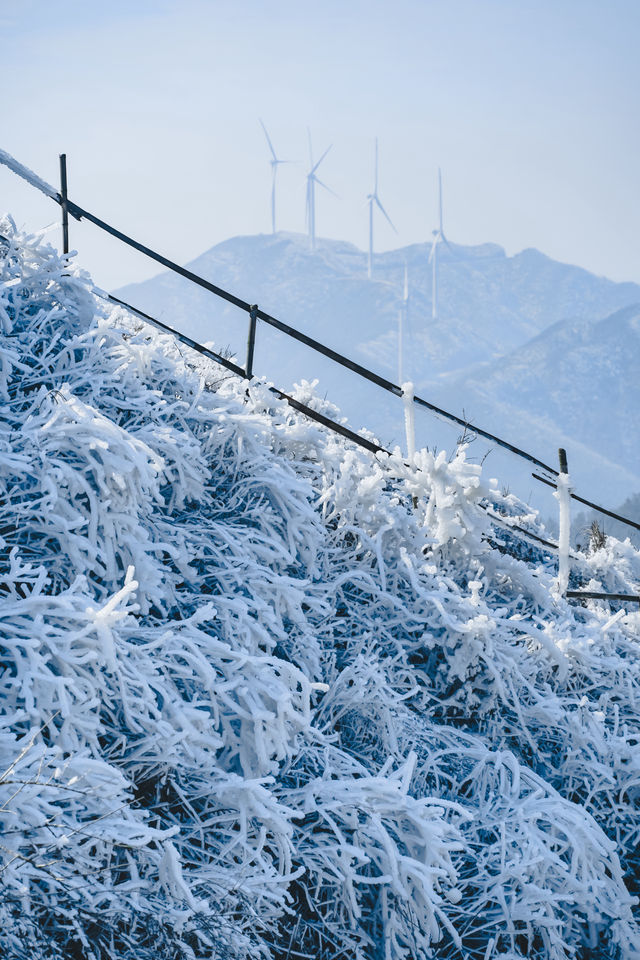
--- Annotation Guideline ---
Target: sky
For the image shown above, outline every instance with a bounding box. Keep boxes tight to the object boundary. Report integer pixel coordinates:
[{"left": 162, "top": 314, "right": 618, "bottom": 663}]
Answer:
[{"left": 1, "top": 0, "right": 639, "bottom": 290}]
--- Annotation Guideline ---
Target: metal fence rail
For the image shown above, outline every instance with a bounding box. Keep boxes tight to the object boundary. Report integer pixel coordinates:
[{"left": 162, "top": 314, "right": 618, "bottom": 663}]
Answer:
[
  {"left": 98, "top": 289, "right": 640, "bottom": 603},
  {"left": 2, "top": 147, "right": 640, "bottom": 541},
  {"left": 62, "top": 187, "right": 561, "bottom": 474},
  {"left": 102, "top": 292, "right": 388, "bottom": 455},
  {"left": 102, "top": 289, "right": 561, "bottom": 553}
]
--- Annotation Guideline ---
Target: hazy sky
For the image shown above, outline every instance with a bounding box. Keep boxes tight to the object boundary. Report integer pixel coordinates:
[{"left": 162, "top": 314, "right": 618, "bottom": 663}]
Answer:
[{"left": 1, "top": 0, "right": 638, "bottom": 289}]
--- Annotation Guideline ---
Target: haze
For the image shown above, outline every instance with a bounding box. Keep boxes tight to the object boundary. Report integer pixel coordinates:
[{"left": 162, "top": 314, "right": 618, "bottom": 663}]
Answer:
[{"left": 1, "top": 0, "right": 638, "bottom": 291}]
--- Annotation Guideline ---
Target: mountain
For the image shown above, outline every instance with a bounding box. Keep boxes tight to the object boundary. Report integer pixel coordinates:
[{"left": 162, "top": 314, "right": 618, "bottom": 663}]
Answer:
[
  {"left": 3, "top": 218, "right": 640, "bottom": 960},
  {"left": 428, "top": 302, "right": 640, "bottom": 509},
  {"left": 116, "top": 232, "right": 640, "bottom": 508},
  {"left": 116, "top": 232, "right": 640, "bottom": 383}
]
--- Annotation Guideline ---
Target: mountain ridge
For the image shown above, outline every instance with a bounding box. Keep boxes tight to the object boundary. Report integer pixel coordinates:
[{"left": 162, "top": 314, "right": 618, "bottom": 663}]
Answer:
[
  {"left": 117, "top": 232, "right": 640, "bottom": 378},
  {"left": 429, "top": 301, "right": 640, "bottom": 484}
]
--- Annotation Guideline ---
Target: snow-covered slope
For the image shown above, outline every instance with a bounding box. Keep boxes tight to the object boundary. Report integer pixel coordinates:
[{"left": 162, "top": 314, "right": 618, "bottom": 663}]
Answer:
[{"left": 2, "top": 219, "right": 640, "bottom": 960}]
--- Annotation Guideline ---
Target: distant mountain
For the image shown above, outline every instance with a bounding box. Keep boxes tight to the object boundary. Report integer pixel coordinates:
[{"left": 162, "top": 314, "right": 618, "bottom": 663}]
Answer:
[
  {"left": 116, "top": 232, "right": 640, "bottom": 383},
  {"left": 116, "top": 232, "right": 640, "bottom": 507},
  {"left": 428, "top": 303, "right": 640, "bottom": 506}
]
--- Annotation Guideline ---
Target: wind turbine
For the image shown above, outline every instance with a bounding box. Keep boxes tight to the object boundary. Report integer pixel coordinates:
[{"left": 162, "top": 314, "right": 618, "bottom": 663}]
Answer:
[
  {"left": 305, "top": 130, "right": 334, "bottom": 251},
  {"left": 259, "top": 119, "right": 289, "bottom": 234},
  {"left": 428, "top": 167, "right": 447, "bottom": 320},
  {"left": 367, "top": 137, "right": 396, "bottom": 279}
]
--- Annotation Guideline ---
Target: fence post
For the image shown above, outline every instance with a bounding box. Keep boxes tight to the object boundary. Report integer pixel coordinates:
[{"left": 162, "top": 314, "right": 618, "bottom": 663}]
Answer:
[
  {"left": 402, "top": 381, "right": 416, "bottom": 465},
  {"left": 59, "top": 154, "right": 69, "bottom": 255},
  {"left": 246, "top": 304, "right": 258, "bottom": 379},
  {"left": 556, "top": 447, "right": 571, "bottom": 595}
]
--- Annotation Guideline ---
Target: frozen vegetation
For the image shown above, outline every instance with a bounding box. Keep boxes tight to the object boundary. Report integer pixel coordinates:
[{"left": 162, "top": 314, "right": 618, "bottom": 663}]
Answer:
[{"left": 1, "top": 218, "right": 640, "bottom": 959}]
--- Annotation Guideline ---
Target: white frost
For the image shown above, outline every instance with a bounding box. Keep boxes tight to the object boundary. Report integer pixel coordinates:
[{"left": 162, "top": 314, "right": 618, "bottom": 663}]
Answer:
[
  {"left": 0, "top": 219, "right": 638, "bottom": 960},
  {"left": 401, "top": 379, "right": 416, "bottom": 464},
  {"left": 0, "top": 147, "right": 59, "bottom": 200}
]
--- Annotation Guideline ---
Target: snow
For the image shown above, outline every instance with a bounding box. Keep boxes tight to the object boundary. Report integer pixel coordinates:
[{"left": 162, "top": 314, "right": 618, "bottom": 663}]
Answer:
[
  {"left": 0, "top": 218, "right": 639, "bottom": 959},
  {"left": 401, "top": 379, "right": 415, "bottom": 463},
  {"left": 0, "top": 150, "right": 59, "bottom": 200}
]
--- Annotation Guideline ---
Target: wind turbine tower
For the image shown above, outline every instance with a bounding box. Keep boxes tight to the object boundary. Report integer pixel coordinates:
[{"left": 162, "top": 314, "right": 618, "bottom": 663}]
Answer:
[
  {"left": 305, "top": 130, "right": 334, "bottom": 251},
  {"left": 367, "top": 137, "right": 396, "bottom": 279},
  {"left": 429, "top": 167, "right": 448, "bottom": 320},
  {"left": 259, "top": 119, "right": 289, "bottom": 234}
]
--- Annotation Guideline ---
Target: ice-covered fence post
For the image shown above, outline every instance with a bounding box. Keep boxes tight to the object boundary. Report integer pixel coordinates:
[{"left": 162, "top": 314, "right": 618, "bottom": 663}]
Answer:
[
  {"left": 59, "top": 154, "right": 69, "bottom": 255},
  {"left": 402, "top": 381, "right": 416, "bottom": 465},
  {"left": 402, "top": 381, "right": 419, "bottom": 509},
  {"left": 246, "top": 304, "right": 258, "bottom": 379},
  {"left": 556, "top": 447, "right": 571, "bottom": 595}
]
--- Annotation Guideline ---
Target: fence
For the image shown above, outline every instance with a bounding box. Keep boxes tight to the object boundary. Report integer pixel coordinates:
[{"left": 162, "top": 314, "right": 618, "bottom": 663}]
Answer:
[{"left": 1, "top": 148, "right": 639, "bottom": 604}]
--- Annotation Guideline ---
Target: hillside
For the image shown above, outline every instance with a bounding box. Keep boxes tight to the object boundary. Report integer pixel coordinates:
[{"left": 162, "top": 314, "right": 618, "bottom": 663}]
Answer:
[
  {"left": 432, "top": 303, "right": 640, "bottom": 475},
  {"left": 2, "top": 218, "right": 640, "bottom": 960},
  {"left": 427, "top": 302, "right": 640, "bottom": 510}
]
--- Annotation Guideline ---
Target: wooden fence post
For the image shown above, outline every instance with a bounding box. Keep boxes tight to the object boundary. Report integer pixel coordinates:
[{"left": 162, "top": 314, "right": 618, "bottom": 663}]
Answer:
[
  {"left": 59, "top": 154, "right": 69, "bottom": 255},
  {"left": 246, "top": 304, "right": 258, "bottom": 379},
  {"left": 557, "top": 447, "right": 571, "bottom": 595},
  {"left": 558, "top": 448, "right": 568, "bottom": 476}
]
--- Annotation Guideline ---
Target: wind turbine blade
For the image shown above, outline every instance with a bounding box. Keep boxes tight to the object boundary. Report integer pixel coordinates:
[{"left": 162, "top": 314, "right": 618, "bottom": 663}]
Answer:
[
  {"left": 375, "top": 195, "right": 397, "bottom": 232},
  {"left": 428, "top": 235, "right": 439, "bottom": 263},
  {"left": 441, "top": 233, "right": 465, "bottom": 262},
  {"left": 312, "top": 143, "right": 332, "bottom": 174},
  {"left": 259, "top": 119, "right": 277, "bottom": 162},
  {"left": 443, "top": 235, "right": 458, "bottom": 259},
  {"left": 440, "top": 236, "right": 473, "bottom": 276},
  {"left": 438, "top": 167, "right": 443, "bottom": 234},
  {"left": 315, "top": 177, "right": 339, "bottom": 198},
  {"left": 403, "top": 263, "right": 409, "bottom": 301}
]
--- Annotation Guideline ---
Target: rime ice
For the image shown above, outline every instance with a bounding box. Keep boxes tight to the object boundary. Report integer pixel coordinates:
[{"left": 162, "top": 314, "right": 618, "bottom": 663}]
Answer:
[{"left": 0, "top": 219, "right": 639, "bottom": 959}]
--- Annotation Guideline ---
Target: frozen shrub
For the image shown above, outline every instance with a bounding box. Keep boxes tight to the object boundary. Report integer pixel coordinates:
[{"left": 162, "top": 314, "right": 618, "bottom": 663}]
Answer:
[{"left": 0, "top": 218, "right": 638, "bottom": 958}]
